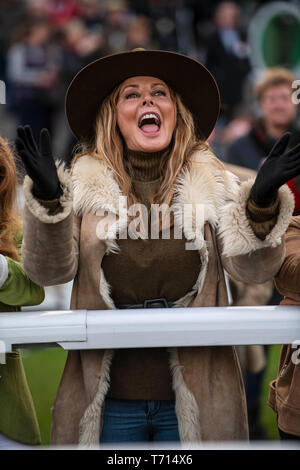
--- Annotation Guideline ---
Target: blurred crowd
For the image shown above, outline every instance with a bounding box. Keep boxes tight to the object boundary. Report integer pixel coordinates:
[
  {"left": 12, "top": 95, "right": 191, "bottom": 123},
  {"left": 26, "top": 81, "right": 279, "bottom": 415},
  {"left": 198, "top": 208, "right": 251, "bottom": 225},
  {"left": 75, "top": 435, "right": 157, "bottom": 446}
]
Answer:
[
  {"left": 0, "top": 0, "right": 298, "bottom": 175},
  {"left": 1, "top": 0, "right": 300, "bottom": 293}
]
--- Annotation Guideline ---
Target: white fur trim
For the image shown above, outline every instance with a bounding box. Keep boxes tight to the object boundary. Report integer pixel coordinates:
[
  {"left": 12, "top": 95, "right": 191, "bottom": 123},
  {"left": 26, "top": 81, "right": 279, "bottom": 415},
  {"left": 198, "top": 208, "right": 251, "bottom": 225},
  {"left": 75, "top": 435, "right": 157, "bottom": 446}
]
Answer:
[
  {"left": 173, "top": 153, "right": 235, "bottom": 233},
  {"left": 0, "top": 255, "right": 9, "bottom": 288},
  {"left": 219, "top": 179, "right": 294, "bottom": 257},
  {"left": 99, "top": 268, "right": 116, "bottom": 309},
  {"left": 72, "top": 149, "right": 231, "bottom": 225},
  {"left": 72, "top": 155, "right": 124, "bottom": 216},
  {"left": 104, "top": 239, "right": 120, "bottom": 255},
  {"left": 23, "top": 162, "right": 73, "bottom": 224},
  {"left": 79, "top": 349, "right": 114, "bottom": 447},
  {"left": 168, "top": 347, "right": 201, "bottom": 443}
]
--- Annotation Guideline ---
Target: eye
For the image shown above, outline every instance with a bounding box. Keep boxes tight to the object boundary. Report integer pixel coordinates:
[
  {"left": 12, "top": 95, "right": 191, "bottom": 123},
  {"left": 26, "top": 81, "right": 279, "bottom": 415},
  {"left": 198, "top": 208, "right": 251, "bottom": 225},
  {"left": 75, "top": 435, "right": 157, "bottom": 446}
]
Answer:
[
  {"left": 153, "top": 90, "right": 166, "bottom": 96},
  {"left": 125, "top": 92, "right": 139, "bottom": 99}
]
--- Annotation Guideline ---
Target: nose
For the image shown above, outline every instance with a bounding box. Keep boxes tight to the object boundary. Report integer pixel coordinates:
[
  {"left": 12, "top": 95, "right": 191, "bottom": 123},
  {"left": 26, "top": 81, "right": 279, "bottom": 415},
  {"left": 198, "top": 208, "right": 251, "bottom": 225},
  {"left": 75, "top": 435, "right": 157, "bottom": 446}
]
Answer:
[{"left": 142, "top": 94, "right": 154, "bottom": 106}]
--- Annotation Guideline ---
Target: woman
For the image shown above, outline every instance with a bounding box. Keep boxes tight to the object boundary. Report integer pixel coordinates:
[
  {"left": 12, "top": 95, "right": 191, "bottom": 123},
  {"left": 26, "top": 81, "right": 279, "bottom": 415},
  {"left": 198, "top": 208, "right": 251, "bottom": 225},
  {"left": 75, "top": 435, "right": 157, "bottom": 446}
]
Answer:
[
  {"left": 0, "top": 136, "right": 45, "bottom": 447},
  {"left": 16, "top": 49, "right": 300, "bottom": 446},
  {"left": 268, "top": 215, "right": 300, "bottom": 441}
]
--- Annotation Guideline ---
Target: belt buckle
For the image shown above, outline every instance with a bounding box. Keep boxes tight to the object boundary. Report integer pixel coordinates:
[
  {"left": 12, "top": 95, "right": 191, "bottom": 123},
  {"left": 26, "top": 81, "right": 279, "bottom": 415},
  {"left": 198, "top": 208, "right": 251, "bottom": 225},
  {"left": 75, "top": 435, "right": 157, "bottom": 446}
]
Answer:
[{"left": 143, "top": 298, "right": 169, "bottom": 308}]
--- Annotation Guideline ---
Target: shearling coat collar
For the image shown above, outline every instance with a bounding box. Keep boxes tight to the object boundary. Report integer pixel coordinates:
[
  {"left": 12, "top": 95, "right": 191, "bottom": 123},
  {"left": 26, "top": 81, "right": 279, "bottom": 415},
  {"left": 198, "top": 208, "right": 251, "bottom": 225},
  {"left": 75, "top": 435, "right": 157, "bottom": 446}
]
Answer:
[
  {"left": 71, "top": 147, "right": 239, "bottom": 308},
  {"left": 71, "top": 147, "right": 237, "bottom": 224},
  {"left": 71, "top": 147, "right": 238, "bottom": 255}
]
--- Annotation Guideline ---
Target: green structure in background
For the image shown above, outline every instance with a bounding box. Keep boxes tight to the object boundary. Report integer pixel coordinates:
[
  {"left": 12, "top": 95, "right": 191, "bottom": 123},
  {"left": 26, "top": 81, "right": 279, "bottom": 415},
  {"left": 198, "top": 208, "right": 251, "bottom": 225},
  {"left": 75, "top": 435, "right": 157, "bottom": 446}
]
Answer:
[
  {"left": 262, "top": 13, "right": 300, "bottom": 69},
  {"left": 249, "top": 2, "right": 300, "bottom": 74}
]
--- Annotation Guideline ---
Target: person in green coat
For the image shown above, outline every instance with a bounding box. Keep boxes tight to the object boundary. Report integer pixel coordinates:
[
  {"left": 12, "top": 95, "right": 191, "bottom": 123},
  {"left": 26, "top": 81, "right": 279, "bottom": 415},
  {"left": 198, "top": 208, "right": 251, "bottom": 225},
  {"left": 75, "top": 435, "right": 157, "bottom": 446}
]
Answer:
[{"left": 0, "top": 136, "right": 45, "bottom": 447}]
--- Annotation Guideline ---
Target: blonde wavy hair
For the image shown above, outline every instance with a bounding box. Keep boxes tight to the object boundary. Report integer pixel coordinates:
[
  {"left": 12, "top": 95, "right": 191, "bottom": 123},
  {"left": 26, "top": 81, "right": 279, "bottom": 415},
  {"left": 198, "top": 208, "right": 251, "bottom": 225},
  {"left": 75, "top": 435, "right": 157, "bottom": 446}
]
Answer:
[
  {"left": 0, "top": 136, "right": 19, "bottom": 261},
  {"left": 255, "top": 67, "right": 296, "bottom": 102},
  {"left": 72, "top": 81, "right": 211, "bottom": 207}
]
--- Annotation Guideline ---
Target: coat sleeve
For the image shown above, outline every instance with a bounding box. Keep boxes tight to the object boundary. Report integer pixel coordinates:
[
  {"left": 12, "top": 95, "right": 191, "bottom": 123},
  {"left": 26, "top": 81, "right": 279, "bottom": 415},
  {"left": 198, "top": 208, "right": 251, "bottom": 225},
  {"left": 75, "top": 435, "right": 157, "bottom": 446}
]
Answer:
[
  {"left": 274, "top": 217, "right": 300, "bottom": 300},
  {"left": 217, "top": 173, "right": 294, "bottom": 284},
  {"left": 0, "top": 225, "right": 45, "bottom": 306},
  {"left": 21, "top": 163, "right": 80, "bottom": 287},
  {"left": 0, "top": 256, "right": 45, "bottom": 306}
]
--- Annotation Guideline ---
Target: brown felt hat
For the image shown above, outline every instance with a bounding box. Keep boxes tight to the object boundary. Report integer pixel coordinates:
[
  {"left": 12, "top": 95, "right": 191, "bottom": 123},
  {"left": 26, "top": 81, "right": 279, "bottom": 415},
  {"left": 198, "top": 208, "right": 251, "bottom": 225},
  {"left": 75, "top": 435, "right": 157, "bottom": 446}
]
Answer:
[{"left": 65, "top": 49, "right": 220, "bottom": 142}]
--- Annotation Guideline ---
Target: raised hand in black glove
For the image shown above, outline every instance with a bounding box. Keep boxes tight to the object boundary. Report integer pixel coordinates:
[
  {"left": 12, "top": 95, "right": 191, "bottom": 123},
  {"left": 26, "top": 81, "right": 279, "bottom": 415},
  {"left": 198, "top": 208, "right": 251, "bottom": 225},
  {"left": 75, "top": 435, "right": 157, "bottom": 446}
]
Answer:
[
  {"left": 15, "top": 125, "right": 62, "bottom": 200},
  {"left": 250, "top": 132, "right": 300, "bottom": 207}
]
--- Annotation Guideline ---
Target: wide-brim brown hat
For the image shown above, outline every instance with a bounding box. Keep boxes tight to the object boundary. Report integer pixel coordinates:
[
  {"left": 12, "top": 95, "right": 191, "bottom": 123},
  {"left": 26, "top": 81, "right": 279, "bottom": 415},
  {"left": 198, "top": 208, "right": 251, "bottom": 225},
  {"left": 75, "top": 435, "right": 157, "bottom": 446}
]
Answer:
[{"left": 65, "top": 49, "right": 220, "bottom": 143}]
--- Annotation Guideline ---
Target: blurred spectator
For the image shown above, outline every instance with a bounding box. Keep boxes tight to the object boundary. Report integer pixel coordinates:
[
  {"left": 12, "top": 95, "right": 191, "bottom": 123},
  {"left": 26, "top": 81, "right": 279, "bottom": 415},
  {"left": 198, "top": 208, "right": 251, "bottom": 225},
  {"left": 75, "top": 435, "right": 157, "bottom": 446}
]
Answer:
[
  {"left": 45, "top": 0, "right": 79, "bottom": 26},
  {"left": 192, "top": 0, "right": 222, "bottom": 46},
  {"left": 64, "top": 20, "right": 105, "bottom": 64},
  {"left": 22, "top": 0, "right": 80, "bottom": 26},
  {"left": 0, "top": 0, "right": 26, "bottom": 80},
  {"left": 226, "top": 68, "right": 300, "bottom": 215},
  {"left": 129, "top": 0, "right": 197, "bottom": 55},
  {"left": 205, "top": 1, "right": 250, "bottom": 122},
  {"left": 174, "top": 1, "right": 198, "bottom": 57},
  {"left": 221, "top": 113, "right": 253, "bottom": 146},
  {"left": 129, "top": 0, "right": 177, "bottom": 51},
  {"left": 56, "top": 18, "right": 106, "bottom": 164},
  {"left": 125, "top": 16, "right": 155, "bottom": 50},
  {"left": 25, "top": 0, "right": 50, "bottom": 21},
  {"left": 78, "top": 0, "right": 105, "bottom": 32},
  {"left": 208, "top": 112, "right": 253, "bottom": 158},
  {"left": 6, "top": 20, "right": 60, "bottom": 140},
  {"left": 103, "top": 0, "right": 132, "bottom": 54}
]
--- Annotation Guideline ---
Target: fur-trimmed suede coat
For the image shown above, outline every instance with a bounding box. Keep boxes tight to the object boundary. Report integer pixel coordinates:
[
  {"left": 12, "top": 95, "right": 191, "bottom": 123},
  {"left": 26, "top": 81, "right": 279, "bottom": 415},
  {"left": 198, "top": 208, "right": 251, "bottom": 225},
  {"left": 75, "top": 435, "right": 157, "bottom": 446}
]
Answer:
[
  {"left": 21, "top": 148, "right": 294, "bottom": 446},
  {"left": 268, "top": 216, "right": 300, "bottom": 437}
]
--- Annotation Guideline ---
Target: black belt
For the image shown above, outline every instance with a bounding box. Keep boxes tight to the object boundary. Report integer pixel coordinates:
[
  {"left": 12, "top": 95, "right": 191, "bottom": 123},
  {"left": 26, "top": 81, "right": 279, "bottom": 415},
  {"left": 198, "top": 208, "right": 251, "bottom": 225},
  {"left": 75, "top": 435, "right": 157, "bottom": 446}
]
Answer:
[{"left": 117, "top": 297, "right": 177, "bottom": 309}]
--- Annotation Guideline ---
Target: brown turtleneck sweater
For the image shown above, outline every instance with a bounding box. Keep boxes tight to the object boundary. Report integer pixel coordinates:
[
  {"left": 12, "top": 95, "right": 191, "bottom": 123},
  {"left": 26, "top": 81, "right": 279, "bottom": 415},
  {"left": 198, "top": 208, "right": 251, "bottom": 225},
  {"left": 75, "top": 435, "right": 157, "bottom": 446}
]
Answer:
[{"left": 104, "top": 148, "right": 201, "bottom": 400}]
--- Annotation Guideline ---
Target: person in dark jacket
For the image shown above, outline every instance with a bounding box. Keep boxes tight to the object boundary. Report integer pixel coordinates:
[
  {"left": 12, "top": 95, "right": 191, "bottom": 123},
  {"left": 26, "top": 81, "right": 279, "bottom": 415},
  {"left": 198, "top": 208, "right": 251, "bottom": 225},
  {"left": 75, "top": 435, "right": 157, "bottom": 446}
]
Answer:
[
  {"left": 205, "top": 1, "right": 250, "bottom": 121},
  {"left": 226, "top": 68, "right": 300, "bottom": 215},
  {"left": 6, "top": 19, "right": 59, "bottom": 140},
  {"left": 226, "top": 65, "right": 300, "bottom": 439}
]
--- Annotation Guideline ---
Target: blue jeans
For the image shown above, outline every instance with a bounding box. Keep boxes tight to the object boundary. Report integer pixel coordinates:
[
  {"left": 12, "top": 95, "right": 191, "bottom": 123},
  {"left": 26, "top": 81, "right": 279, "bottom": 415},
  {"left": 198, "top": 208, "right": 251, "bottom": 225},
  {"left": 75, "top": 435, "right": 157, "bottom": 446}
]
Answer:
[{"left": 100, "top": 398, "right": 180, "bottom": 443}]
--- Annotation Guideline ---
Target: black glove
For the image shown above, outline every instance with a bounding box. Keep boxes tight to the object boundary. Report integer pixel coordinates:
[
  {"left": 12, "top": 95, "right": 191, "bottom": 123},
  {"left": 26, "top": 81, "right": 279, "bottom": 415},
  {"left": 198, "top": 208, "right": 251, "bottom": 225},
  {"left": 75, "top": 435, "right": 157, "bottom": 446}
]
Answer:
[
  {"left": 15, "top": 125, "right": 62, "bottom": 200},
  {"left": 250, "top": 132, "right": 300, "bottom": 207}
]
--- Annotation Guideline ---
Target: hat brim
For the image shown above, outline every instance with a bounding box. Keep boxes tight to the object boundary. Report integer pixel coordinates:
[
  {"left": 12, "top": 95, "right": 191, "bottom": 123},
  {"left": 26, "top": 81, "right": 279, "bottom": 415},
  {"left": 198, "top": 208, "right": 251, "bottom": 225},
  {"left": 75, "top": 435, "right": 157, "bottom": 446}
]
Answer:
[{"left": 65, "top": 49, "right": 220, "bottom": 143}]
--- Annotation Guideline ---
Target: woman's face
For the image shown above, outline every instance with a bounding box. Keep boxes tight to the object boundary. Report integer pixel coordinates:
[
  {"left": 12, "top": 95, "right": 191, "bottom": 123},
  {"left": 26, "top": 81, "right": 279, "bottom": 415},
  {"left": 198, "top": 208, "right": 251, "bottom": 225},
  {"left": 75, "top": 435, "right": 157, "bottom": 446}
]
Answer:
[{"left": 116, "top": 76, "right": 176, "bottom": 152}]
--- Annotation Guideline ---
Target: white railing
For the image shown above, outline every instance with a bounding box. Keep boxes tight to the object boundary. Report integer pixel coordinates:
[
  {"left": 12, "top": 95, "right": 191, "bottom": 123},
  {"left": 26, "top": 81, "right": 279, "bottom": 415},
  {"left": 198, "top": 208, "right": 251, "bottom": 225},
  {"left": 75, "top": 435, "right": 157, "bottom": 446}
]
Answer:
[
  {"left": 1, "top": 306, "right": 300, "bottom": 449},
  {"left": 1, "top": 305, "right": 300, "bottom": 353}
]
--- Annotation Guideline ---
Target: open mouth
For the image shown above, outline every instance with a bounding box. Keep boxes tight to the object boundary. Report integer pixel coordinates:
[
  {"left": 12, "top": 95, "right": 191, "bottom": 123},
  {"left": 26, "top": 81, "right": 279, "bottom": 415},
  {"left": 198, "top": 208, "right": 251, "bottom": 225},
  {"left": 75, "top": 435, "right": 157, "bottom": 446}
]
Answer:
[{"left": 138, "top": 113, "right": 161, "bottom": 134}]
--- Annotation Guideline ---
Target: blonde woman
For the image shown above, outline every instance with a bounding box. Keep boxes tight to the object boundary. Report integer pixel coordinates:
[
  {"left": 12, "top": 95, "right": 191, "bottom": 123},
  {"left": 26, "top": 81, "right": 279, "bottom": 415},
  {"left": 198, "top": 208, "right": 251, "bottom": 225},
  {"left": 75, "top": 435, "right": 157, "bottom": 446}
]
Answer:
[{"left": 16, "top": 50, "right": 299, "bottom": 446}]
